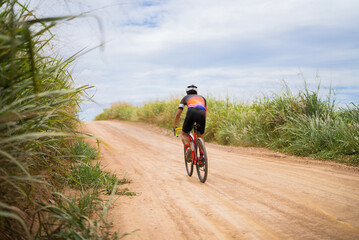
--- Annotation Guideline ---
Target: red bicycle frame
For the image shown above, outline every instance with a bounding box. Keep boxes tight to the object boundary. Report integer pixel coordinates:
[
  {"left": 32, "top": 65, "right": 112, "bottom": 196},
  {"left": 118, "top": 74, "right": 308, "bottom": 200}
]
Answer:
[{"left": 175, "top": 125, "right": 202, "bottom": 165}]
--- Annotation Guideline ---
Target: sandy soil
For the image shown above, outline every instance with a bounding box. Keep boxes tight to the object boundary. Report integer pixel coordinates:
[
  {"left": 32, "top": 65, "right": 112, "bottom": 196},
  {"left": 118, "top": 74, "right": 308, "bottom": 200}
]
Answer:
[{"left": 84, "top": 120, "right": 359, "bottom": 240}]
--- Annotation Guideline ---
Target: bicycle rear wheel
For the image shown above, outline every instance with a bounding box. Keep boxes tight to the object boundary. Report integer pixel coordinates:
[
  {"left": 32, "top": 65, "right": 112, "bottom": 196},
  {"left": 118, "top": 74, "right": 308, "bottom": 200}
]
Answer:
[
  {"left": 184, "top": 142, "right": 194, "bottom": 176},
  {"left": 196, "top": 138, "right": 208, "bottom": 183}
]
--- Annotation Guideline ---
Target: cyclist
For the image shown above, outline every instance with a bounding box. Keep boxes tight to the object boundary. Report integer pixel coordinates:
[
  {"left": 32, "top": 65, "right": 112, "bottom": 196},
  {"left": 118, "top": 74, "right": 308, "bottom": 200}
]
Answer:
[{"left": 172, "top": 85, "right": 207, "bottom": 164}]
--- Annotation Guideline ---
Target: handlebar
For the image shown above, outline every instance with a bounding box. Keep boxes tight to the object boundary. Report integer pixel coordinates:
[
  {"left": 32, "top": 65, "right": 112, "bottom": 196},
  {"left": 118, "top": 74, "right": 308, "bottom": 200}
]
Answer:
[{"left": 174, "top": 127, "right": 182, "bottom": 137}]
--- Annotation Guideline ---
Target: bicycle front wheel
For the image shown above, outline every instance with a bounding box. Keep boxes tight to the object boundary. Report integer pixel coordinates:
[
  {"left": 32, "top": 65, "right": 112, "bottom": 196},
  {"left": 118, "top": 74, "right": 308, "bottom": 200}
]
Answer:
[{"left": 196, "top": 138, "right": 208, "bottom": 183}]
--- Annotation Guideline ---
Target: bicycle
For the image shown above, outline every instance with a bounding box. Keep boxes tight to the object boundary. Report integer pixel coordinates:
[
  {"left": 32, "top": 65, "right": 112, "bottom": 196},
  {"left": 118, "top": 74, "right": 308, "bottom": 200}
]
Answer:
[{"left": 174, "top": 124, "right": 208, "bottom": 183}]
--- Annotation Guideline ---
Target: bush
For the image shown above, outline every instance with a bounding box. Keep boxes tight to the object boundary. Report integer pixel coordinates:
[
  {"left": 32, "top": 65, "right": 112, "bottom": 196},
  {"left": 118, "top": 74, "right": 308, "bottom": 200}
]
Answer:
[
  {"left": 95, "top": 84, "right": 359, "bottom": 163},
  {"left": 0, "top": 2, "right": 128, "bottom": 239}
]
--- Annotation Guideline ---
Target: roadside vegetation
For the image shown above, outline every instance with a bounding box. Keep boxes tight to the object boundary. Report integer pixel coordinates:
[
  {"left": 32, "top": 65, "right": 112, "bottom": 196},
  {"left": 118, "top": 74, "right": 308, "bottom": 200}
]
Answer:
[
  {"left": 0, "top": 1, "right": 131, "bottom": 239},
  {"left": 96, "top": 84, "right": 359, "bottom": 165}
]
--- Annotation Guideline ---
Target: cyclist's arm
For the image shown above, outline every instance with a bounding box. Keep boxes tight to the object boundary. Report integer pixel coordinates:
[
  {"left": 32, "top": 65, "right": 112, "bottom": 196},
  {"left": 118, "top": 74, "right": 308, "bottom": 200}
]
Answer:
[{"left": 173, "top": 108, "right": 183, "bottom": 129}]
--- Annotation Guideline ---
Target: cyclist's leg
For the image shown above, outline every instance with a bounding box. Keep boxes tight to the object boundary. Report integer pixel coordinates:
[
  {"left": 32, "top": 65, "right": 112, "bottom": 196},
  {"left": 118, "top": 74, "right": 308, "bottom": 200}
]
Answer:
[
  {"left": 198, "top": 133, "right": 204, "bottom": 141},
  {"left": 197, "top": 133, "right": 205, "bottom": 153},
  {"left": 182, "top": 109, "right": 195, "bottom": 147},
  {"left": 182, "top": 132, "right": 190, "bottom": 146},
  {"left": 196, "top": 110, "right": 206, "bottom": 154}
]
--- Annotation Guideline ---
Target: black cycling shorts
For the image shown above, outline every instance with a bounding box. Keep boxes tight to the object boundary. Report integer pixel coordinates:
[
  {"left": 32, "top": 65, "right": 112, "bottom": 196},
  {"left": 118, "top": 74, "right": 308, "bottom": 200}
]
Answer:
[{"left": 182, "top": 108, "right": 206, "bottom": 134}]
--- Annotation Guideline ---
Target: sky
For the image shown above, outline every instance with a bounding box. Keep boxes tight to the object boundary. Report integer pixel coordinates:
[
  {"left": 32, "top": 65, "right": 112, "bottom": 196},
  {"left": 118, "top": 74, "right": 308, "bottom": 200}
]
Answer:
[{"left": 27, "top": 0, "right": 359, "bottom": 120}]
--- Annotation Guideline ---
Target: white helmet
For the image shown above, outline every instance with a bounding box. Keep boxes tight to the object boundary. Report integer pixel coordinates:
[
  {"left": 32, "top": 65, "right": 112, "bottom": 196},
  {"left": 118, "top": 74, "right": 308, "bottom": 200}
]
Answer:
[{"left": 186, "top": 85, "right": 197, "bottom": 94}]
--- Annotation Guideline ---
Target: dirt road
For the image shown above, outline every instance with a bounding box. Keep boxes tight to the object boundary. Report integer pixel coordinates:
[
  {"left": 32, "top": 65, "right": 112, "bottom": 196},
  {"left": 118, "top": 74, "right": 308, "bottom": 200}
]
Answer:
[{"left": 84, "top": 120, "right": 359, "bottom": 240}]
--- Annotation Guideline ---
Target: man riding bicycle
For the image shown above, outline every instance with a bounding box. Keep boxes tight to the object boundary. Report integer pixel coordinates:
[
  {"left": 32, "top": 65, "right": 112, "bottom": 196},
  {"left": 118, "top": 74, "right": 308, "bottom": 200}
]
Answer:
[{"left": 173, "top": 85, "right": 207, "bottom": 163}]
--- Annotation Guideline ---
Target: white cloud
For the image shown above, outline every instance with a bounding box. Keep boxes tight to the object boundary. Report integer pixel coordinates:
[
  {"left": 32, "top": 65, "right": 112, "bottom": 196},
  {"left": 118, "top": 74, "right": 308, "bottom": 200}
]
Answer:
[{"left": 27, "top": 0, "right": 359, "bottom": 120}]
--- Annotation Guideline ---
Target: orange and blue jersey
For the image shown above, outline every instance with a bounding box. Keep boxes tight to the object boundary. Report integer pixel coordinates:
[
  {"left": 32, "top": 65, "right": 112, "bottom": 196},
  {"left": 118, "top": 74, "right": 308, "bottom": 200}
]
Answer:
[{"left": 178, "top": 94, "right": 207, "bottom": 111}]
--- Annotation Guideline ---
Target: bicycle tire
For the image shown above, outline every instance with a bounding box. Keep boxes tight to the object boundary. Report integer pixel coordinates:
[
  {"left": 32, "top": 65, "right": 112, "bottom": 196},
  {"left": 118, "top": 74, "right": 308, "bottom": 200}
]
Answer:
[
  {"left": 184, "top": 141, "right": 194, "bottom": 176},
  {"left": 196, "top": 138, "right": 208, "bottom": 183}
]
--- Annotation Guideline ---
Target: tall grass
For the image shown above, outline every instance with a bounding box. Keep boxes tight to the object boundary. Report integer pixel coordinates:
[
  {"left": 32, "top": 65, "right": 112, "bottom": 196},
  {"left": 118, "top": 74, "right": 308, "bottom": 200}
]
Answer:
[
  {"left": 1, "top": 1, "right": 128, "bottom": 239},
  {"left": 95, "top": 99, "right": 183, "bottom": 128},
  {"left": 96, "top": 84, "right": 359, "bottom": 164}
]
